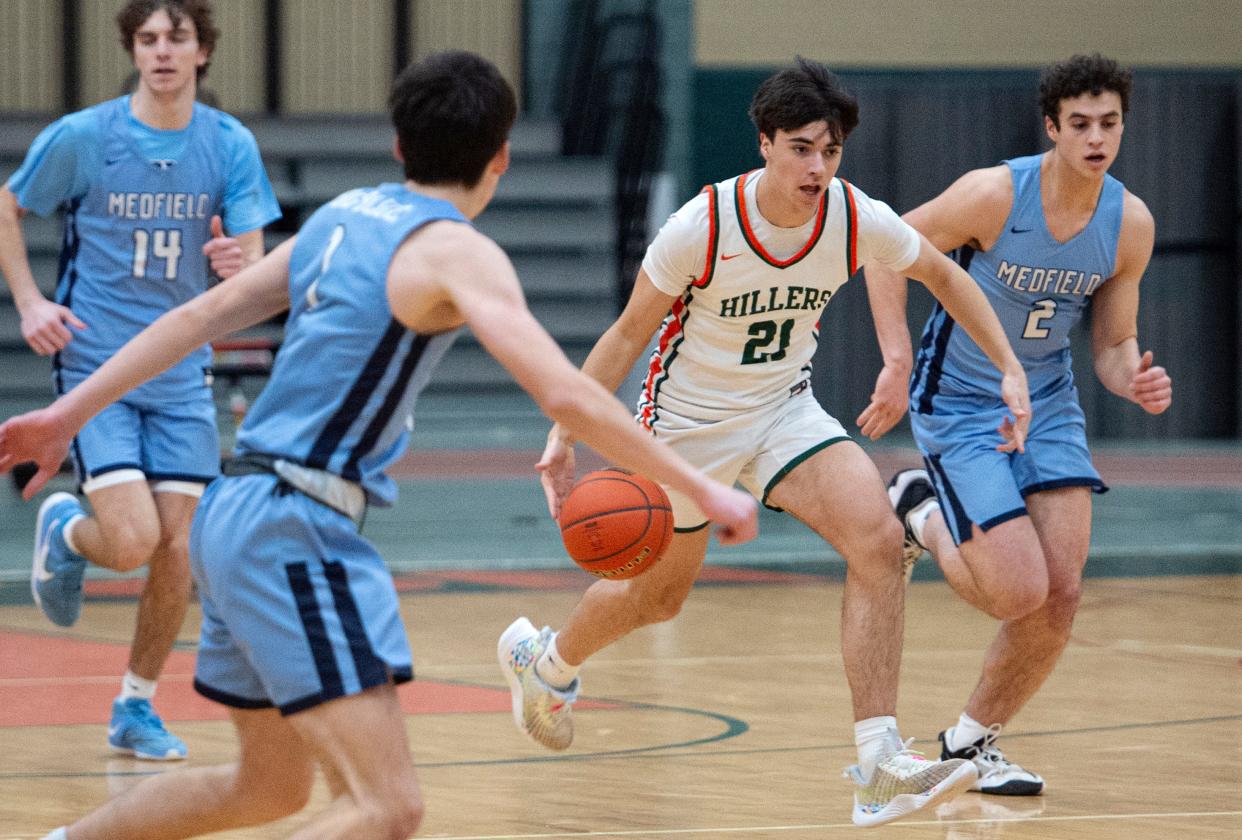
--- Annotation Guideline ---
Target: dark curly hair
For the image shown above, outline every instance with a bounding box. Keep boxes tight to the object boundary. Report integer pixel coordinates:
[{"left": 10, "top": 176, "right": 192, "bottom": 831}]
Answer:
[
  {"left": 1039, "top": 54, "right": 1132, "bottom": 128},
  {"left": 749, "top": 56, "right": 859, "bottom": 145},
  {"left": 389, "top": 51, "right": 517, "bottom": 188},
  {"left": 117, "top": 1, "right": 219, "bottom": 81}
]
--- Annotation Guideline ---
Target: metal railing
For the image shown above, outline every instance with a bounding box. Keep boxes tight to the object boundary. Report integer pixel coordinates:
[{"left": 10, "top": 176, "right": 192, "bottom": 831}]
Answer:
[{"left": 558, "top": 0, "right": 664, "bottom": 305}]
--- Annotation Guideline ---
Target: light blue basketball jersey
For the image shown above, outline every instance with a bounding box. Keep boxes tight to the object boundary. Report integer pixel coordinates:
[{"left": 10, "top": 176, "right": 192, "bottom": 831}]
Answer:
[
  {"left": 911, "top": 154, "right": 1125, "bottom": 410},
  {"left": 6, "top": 96, "right": 281, "bottom": 403},
  {"left": 235, "top": 184, "right": 465, "bottom": 506}
]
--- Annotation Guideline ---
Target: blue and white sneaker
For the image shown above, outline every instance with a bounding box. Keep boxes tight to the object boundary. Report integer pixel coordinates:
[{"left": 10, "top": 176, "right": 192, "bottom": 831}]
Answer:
[
  {"left": 108, "top": 698, "right": 188, "bottom": 761},
  {"left": 31, "top": 492, "right": 88, "bottom": 627}
]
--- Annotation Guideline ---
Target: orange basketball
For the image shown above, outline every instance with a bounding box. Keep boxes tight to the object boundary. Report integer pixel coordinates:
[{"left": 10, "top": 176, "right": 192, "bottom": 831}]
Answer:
[{"left": 558, "top": 469, "right": 674, "bottom": 580}]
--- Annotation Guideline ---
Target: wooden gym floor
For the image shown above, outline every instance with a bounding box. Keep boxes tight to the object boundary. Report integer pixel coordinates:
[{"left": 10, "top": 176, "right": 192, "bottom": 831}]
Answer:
[{"left": 1, "top": 441, "right": 1240, "bottom": 838}]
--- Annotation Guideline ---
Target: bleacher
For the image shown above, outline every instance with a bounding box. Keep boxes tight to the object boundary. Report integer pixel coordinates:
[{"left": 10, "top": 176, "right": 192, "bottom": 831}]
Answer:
[{"left": 0, "top": 114, "right": 617, "bottom": 419}]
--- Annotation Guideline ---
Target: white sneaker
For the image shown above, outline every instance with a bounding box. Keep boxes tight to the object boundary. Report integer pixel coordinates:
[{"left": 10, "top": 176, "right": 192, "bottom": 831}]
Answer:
[
  {"left": 497, "top": 617, "right": 579, "bottom": 751},
  {"left": 887, "top": 469, "right": 938, "bottom": 584},
  {"left": 844, "top": 742, "right": 978, "bottom": 827},
  {"left": 939, "top": 726, "right": 1045, "bottom": 796}
]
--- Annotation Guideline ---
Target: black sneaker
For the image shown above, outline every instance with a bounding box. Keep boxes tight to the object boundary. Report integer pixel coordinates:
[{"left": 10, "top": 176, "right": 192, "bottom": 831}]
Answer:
[
  {"left": 939, "top": 728, "right": 1045, "bottom": 796},
  {"left": 886, "top": 469, "right": 937, "bottom": 583}
]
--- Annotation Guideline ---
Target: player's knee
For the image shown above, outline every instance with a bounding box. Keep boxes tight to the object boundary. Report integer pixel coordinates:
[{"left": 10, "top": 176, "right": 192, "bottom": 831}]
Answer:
[
  {"left": 1041, "top": 580, "right": 1082, "bottom": 630},
  {"left": 105, "top": 523, "right": 160, "bottom": 572},
  {"left": 986, "top": 584, "right": 1048, "bottom": 621},
  {"left": 642, "top": 585, "right": 690, "bottom": 623},
  {"left": 365, "top": 785, "right": 424, "bottom": 839}
]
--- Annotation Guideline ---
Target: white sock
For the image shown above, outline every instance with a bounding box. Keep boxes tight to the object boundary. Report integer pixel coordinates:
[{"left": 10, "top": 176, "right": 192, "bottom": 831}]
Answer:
[
  {"left": 854, "top": 715, "right": 902, "bottom": 780},
  {"left": 946, "top": 712, "right": 992, "bottom": 752},
  {"left": 61, "top": 513, "right": 86, "bottom": 556},
  {"left": 120, "top": 670, "right": 157, "bottom": 702},
  {"left": 534, "top": 634, "right": 580, "bottom": 690},
  {"left": 907, "top": 498, "right": 938, "bottom": 549},
  {"left": 41, "top": 829, "right": 68, "bottom": 840}
]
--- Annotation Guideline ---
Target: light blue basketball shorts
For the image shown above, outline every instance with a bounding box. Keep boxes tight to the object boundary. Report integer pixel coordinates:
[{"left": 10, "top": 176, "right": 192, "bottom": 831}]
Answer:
[
  {"left": 189, "top": 473, "right": 412, "bottom": 715},
  {"left": 57, "top": 370, "right": 218, "bottom": 495},
  {"left": 909, "top": 385, "right": 1107, "bottom": 545}
]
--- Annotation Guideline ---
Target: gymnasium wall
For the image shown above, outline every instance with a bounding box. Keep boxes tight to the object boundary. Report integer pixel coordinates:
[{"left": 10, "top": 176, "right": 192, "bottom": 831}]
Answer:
[{"left": 0, "top": 0, "right": 522, "bottom": 114}]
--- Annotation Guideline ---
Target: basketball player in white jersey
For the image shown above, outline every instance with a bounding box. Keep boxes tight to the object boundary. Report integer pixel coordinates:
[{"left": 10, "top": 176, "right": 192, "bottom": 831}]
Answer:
[{"left": 500, "top": 58, "right": 1032, "bottom": 827}]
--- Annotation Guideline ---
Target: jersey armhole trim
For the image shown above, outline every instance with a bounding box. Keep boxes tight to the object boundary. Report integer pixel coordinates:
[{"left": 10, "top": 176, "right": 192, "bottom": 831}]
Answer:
[
  {"left": 691, "top": 184, "right": 719, "bottom": 288},
  {"left": 840, "top": 178, "right": 858, "bottom": 275}
]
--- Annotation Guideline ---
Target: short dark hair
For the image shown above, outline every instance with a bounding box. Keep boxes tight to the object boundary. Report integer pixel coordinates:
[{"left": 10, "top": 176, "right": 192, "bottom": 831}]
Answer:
[
  {"left": 749, "top": 56, "right": 859, "bottom": 145},
  {"left": 117, "top": 0, "right": 219, "bottom": 81},
  {"left": 1039, "top": 54, "right": 1132, "bottom": 128},
  {"left": 389, "top": 51, "right": 517, "bottom": 188}
]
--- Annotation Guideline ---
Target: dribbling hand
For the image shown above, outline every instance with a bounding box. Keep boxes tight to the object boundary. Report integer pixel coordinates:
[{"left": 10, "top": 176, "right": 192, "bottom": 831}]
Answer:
[
  {"left": 0, "top": 408, "right": 73, "bottom": 500},
  {"left": 536, "top": 424, "right": 576, "bottom": 519}
]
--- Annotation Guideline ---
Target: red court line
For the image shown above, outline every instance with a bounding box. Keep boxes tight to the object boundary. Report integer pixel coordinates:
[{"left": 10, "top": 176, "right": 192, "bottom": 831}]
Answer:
[
  {"left": 390, "top": 447, "right": 1242, "bottom": 488},
  {"left": 0, "top": 631, "right": 613, "bottom": 728}
]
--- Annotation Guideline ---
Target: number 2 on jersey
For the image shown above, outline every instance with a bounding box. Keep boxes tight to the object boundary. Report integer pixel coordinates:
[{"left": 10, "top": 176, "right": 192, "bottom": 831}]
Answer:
[
  {"left": 742, "top": 318, "right": 793, "bottom": 364},
  {"left": 131, "top": 229, "right": 183, "bottom": 280},
  {"left": 1023, "top": 298, "right": 1057, "bottom": 339}
]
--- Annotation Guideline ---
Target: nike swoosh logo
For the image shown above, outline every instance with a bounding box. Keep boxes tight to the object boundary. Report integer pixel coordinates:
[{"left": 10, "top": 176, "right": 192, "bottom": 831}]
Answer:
[
  {"left": 720, "top": 252, "right": 744, "bottom": 261},
  {"left": 33, "top": 535, "right": 54, "bottom": 582},
  {"left": 108, "top": 725, "right": 122, "bottom": 737},
  {"left": 1010, "top": 226, "right": 1033, "bottom": 234}
]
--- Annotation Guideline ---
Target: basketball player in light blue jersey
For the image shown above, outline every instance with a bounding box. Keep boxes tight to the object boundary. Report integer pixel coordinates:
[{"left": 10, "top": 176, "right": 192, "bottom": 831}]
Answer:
[
  {"left": 0, "top": 0, "right": 280, "bottom": 761},
  {"left": 860, "top": 54, "right": 1173, "bottom": 796},
  {"left": 1, "top": 51, "right": 756, "bottom": 840}
]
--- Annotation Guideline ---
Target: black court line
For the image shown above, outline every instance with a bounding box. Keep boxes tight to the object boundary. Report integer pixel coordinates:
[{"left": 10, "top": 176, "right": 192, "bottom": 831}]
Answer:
[{"left": 2, "top": 710, "right": 1238, "bottom": 782}]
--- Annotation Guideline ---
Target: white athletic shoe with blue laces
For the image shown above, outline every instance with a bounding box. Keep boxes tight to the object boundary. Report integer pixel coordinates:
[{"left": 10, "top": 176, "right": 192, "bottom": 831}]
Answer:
[
  {"left": 31, "top": 492, "right": 88, "bottom": 627},
  {"left": 108, "top": 697, "right": 188, "bottom": 761}
]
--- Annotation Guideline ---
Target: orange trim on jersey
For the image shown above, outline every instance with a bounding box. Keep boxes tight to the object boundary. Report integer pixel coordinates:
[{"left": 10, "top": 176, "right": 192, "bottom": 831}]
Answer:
[
  {"left": 734, "top": 169, "right": 827, "bottom": 269},
  {"left": 692, "top": 184, "right": 719, "bottom": 288},
  {"left": 840, "top": 178, "right": 859, "bottom": 275},
  {"left": 637, "top": 294, "right": 691, "bottom": 430}
]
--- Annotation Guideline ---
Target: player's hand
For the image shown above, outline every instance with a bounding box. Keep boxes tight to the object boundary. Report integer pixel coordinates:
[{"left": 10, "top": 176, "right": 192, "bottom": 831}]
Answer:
[
  {"left": 536, "top": 424, "right": 576, "bottom": 519},
  {"left": 18, "top": 296, "right": 86, "bottom": 356},
  {"left": 1130, "top": 350, "right": 1171, "bottom": 414},
  {"left": 699, "top": 483, "right": 758, "bottom": 546},
  {"left": 996, "top": 367, "right": 1030, "bottom": 454},
  {"left": 0, "top": 408, "right": 73, "bottom": 500},
  {"left": 855, "top": 362, "right": 910, "bottom": 440},
  {"left": 202, "top": 215, "right": 246, "bottom": 279}
]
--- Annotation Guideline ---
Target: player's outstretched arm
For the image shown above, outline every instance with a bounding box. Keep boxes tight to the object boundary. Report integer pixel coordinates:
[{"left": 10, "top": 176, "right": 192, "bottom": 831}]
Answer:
[
  {"left": 391, "top": 226, "right": 757, "bottom": 544},
  {"left": 0, "top": 239, "right": 295, "bottom": 499},
  {"left": 536, "top": 269, "right": 677, "bottom": 516},
  {"left": 1090, "top": 193, "right": 1170, "bottom": 414},
  {"left": 858, "top": 261, "right": 913, "bottom": 440},
  {"left": 0, "top": 187, "right": 86, "bottom": 355}
]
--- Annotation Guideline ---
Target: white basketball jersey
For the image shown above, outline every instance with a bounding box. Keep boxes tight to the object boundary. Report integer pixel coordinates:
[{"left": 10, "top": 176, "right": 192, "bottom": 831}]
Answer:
[{"left": 638, "top": 169, "right": 918, "bottom": 425}]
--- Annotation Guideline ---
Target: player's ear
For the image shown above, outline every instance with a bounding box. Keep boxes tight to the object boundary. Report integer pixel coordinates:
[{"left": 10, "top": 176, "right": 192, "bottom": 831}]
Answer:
[
  {"left": 490, "top": 140, "right": 511, "bottom": 177},
  {"left": 758, "top": 131, "right": 772, "bottom": 161},
  {"left": 392, "top": 136, "right": 404, "bottom": 165},
  {"left": 1044, "top": 114, "right": 1059, "bottom": 145}
]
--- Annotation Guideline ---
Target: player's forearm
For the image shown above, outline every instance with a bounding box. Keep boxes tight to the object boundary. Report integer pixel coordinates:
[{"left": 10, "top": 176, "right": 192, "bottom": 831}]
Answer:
[
  {"left": 544, "top": 372, "right": 709, "bottom": 502},
  {"left": 863, "top": 263, "right": 914, "bottom": 370},
  {"left": 53, "top": 243, "right": 292, "bottom": 432},
  {"left": 1094, "top": 336, "right": 1141, "bottom": 400},
  {"left": 923, "top": 262, "right": 1022, "bottom": 378},
  {"left": 0, "top": 199, "right": 44, "bottom": 309}
]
